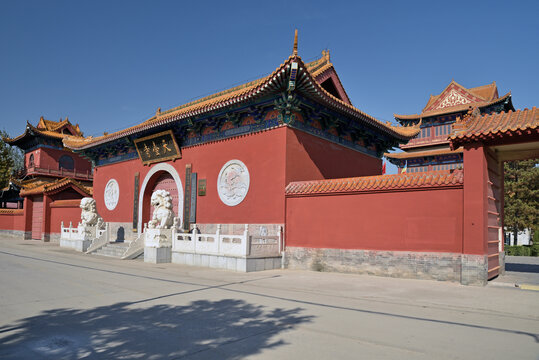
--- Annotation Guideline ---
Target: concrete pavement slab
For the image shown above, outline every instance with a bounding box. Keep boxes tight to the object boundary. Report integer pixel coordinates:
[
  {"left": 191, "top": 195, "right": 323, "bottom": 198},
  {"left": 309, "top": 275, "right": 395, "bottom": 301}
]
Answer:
[{"left": 0, "top": 237, "right": 538, "bottom": 359}]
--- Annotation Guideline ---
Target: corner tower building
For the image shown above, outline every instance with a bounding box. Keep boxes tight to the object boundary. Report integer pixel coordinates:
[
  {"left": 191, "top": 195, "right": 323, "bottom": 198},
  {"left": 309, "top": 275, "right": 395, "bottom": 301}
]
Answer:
[{"left": 386, "top": 81, "right": 514, "bottom": 173}]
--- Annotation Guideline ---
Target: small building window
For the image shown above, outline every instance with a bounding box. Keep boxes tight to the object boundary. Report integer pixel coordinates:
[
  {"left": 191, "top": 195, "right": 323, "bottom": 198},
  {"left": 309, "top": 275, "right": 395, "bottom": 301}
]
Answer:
[
  {"left": 28, "top": 154, "right": 35, "bottom": 167},
  {"left": 419, "top": 127, "right": 431, "bottom": 139},
  {"left": 434, "top": 124, "right": 452, "bottom": 137},
  {"left": 59, "top": 155, "right": 74, "bottom": 170}
]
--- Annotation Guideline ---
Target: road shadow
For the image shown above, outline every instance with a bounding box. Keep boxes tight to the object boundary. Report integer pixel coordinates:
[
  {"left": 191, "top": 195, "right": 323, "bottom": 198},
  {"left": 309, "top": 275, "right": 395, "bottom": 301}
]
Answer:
[
  {"left": 505, "top": 263, "right": 539, "bottom": 274},
  {"left": 0, "top": 299, "right": 313, "bottom": 359}
]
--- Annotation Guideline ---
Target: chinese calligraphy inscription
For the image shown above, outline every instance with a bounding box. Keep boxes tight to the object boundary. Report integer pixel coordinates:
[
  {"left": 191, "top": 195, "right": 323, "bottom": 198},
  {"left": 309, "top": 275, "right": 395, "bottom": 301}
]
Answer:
[{"left": 134, "top": 130, "right": 181, "bottom": 165}]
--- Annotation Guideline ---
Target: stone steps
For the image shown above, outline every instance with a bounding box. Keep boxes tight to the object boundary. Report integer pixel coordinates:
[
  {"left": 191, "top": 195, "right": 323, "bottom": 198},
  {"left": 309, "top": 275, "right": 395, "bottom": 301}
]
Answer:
[{"left": 93, "top": 242, "right": 130, "bottom": 258}]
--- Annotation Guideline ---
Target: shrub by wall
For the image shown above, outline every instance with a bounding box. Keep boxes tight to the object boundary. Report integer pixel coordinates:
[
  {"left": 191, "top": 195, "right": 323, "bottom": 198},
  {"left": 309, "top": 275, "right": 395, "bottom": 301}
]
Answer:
[{"left": 505, "top": 245, "right": 539, "bottom": 257}]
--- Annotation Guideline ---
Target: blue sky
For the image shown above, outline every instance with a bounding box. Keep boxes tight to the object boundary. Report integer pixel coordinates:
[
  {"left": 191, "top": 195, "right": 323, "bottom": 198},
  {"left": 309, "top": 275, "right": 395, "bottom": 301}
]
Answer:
[{"left": 1, "top": 0, "right": 537, "bottom": 173}]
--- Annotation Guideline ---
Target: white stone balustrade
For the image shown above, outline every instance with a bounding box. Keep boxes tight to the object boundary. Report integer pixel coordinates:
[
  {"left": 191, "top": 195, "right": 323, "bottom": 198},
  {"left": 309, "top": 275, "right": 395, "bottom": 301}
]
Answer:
[
  {"left": 61, "top": 221, "right": 79, "bottom": 239},
  {"left": 61, "top": 221, "right": 108, "bottom": 252},
  {"left": 172, "top": 224, "right": 277, "bottom": 257},
  {"left": 61, "top": 221, "right": 106, "bottom": 240}
]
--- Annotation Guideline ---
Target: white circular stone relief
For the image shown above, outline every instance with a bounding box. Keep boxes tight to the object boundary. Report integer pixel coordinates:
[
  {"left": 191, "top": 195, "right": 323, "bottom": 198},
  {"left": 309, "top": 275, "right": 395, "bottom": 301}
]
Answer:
[
  {"left": 217, "top": 160, "right": 250, "bottom": 206},
  {"left": 104, "top": 179, "right": 120, "bottom": 210}
]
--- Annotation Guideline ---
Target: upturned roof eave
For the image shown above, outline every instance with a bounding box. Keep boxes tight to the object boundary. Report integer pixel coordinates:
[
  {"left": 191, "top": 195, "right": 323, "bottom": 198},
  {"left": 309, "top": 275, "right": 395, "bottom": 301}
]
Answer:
[
  {"left": 65, "top": 54, "right": 418, "bottom": 151},
  {"left": 394, "top": 93, "right": 513, "bottom": 123}
]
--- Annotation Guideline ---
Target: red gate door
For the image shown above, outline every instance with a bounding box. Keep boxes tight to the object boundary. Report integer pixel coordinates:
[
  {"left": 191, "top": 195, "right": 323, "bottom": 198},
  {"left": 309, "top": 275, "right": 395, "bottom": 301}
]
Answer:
[
  {"left": 149, "top": 173, "right": 179, "bottom": 221},
  {"left": 31, "top": 196, "right": 44, "bottom": 240}
]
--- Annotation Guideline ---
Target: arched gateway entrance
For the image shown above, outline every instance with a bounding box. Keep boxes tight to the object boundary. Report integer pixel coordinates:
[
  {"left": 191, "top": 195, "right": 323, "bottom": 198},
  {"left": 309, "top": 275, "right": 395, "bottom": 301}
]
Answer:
[{"left": 138, "top": 163, "right": 183, "bottom": 232}]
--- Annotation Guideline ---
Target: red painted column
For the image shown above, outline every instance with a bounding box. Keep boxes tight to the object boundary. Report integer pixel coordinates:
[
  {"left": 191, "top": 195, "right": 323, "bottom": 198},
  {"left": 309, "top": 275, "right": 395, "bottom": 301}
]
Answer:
[
  {"left": 463, "top": 143, "right": 488, "bottom": 255},
  {"left": 22, "top": 197, "right": 33, "bottom": 239},
  {"left": 461, "top": 143, "right": 490, "bottom": 285},
  {"left": 498, "top": 159, "right": 506, "bottom": 275},
  {"left": 42, "top": 194, "right": 53, "bottom": 242}
]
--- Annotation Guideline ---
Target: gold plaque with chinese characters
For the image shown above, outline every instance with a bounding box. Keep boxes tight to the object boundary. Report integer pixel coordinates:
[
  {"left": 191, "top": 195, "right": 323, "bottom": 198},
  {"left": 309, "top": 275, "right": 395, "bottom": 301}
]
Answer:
[
  {"left": 134, "top": 130, "right": 181, "bottom": 165},
  {"left": 198, "top": 179, "right": 207, "bottom": 196}
]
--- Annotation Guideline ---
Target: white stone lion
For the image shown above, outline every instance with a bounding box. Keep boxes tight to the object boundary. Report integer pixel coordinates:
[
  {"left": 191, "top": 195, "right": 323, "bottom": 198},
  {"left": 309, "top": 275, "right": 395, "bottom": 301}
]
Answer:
[
  {"left": 148, "top": 190, "right": 174, "bottom": 229},
  {"left": 80, "top": 197, "right": 102, "bottom": 227}
]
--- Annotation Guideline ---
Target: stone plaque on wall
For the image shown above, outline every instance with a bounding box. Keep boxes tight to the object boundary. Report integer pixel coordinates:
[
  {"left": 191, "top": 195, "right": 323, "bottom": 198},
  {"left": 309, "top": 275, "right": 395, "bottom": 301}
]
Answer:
[
  {"left": 217, "top": 160, "right": 250, "bottom": 206},
  {"left": 104, "top": 179, "right": 119, "bottom": 210}
]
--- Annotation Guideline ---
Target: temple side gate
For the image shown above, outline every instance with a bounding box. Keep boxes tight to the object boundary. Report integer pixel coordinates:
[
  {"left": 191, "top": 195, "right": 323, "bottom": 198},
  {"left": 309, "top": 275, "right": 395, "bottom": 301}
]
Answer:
[
  {"left": 284, "top": 107, "right": 537, "bottom": 285},
  {"left": 455, "top": 107, "right": 539, "bottom": 282}
]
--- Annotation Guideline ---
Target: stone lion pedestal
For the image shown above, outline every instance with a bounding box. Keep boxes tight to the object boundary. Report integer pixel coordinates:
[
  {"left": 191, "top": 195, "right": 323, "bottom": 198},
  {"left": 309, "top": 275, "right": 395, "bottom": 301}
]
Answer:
[
  {"left": 143, "top": 189, "right": 176, "bottom": 264},
  {"left": 60, "top": 198, "right": 104, "bottom": 252},
  {"left": 144, "top": 228, "right": 172, "bottom": 264}
]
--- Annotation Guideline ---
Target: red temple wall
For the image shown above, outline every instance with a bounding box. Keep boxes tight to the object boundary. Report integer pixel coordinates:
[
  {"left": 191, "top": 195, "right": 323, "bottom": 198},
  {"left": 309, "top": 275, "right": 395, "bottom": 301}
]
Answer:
[
  {"left": 94, "top": 127, "right": 288, "bottom": 225},
  {"left": 50, "top": 200, "right": 82, "bottom": 235},
  {"left": 94, "top": 126, "right": 386, "bottom": 228},
  {"left": 27, "top": 147, "right": 91, "bottom": 172},
  {"left": 285, "top": 187, "right": 465, "bottom": 253},
  {"left": 285, "top": 128, "right": 381, "bottom": 184},
  {"left": 0, "top": 210, "right": 25, "bottom": 231}
]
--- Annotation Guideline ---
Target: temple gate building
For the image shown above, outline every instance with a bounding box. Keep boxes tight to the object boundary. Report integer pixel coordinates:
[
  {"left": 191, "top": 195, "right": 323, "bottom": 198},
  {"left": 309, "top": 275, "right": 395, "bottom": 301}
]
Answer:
[
  {"left": 59, "top": 40, "right": 419, "bottom": 268},
  {"left": 1, "top": 34, "right": 536, "bottom": 284},
  {"left": 385, "top": 81, "right": 514, "bottom": 173},
  {"left": 1, "top": 117, "right": 93, "bottom": 241}
]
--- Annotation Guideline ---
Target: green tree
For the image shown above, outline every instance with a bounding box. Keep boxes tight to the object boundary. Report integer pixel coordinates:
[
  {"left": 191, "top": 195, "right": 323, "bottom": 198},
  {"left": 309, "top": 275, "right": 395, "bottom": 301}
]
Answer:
[
  {"left": 0, "top": 130, "right": 24, "bottom": 189},
  {"left": 504, "top": 158, "right": 539, "bottom": 244}
]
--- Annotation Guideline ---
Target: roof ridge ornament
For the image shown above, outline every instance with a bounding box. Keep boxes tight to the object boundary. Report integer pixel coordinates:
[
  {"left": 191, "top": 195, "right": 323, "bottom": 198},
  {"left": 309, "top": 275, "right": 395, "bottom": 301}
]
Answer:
[
  {"left": 321, "top": 49, "right": 330, "bottom": 62},
  {"left": 293, "top": 29, "right": 298, "bottom": 56}
]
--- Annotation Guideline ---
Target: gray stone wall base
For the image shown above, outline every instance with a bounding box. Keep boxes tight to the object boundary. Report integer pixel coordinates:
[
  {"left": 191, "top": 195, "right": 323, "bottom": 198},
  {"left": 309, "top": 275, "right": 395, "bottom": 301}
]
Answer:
[
  {"left": 284, "top": 247, "right": 489, "bottom": 286},
  {"left": 498, "top": 251, "right": 505, "bottom": 276},
  {"left": 145, "top": 247, "right": 172, "bottom": 264},
  {"left": 60, "top": 238, "right": 91, "bottom": 252},
  {"left": 49, "top": 233, "right": 61, "bottom": 244},
  {"left": 460, "top": 254, "right": 488, "bottom": 286},
  {"left": 0, "top": 230, "right": 26, "bottom": 239},
  {"left": 171, "top": 252, "right": 282, "bottom": 272}
]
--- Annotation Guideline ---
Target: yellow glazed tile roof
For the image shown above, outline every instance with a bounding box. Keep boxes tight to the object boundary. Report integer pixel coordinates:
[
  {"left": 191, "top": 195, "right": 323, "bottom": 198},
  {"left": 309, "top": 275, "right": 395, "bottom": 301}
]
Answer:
[
  {"left": 4, "top": 117, "right": 84, "bottom": 145},
  {"left": 64, "top": 51, "right": 420, "bottom": 150},
  {"left": 285, "top": 169, "right": 464, "bottom": 196},
  {"left": 450, "top": 107, "right": 539, "bottom": 149},
  {"left": 19, "top": 177, "right": 93, "bottom": 196}
]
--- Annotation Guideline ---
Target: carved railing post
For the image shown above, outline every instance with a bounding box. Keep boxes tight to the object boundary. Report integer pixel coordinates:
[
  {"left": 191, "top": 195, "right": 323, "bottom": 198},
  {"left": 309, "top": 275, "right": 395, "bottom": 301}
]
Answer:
[
  {"left": 278, "top": 225, "right": 282, "bottom": 253},
  {"left": 216, "top": 224, "right": 221, "bottom": 254},
  {"left": 244, "top": 224, "right": 250, "bottom": 256}
]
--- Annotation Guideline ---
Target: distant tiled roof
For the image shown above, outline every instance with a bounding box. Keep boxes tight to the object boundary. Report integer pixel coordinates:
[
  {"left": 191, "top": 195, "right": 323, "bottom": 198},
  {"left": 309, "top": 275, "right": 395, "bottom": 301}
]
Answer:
[
  {"left": 285, "top": 170, "right": 464, "bottom": 196},
  {"left": 4, "top": 117, "right": 84, "bottom": 146},
  {"left": 64, "top": 51, "right": 419, "bottom": 150},
  {"left": 422, "top": 81, "right": 498, "bottom": 111},
  {"left": 38, "top": 116, "right": 82, "bottom": 135},
  {"left": 19, "top": 177, "right": 92, "bottom": 196},
  {"left": 394, "top": 80, "right": 511, "bottom": 122},
  {"left": 450, "top": 107, "right": 539, "bottom": 149},
  {"left": 384, "top": 147, "right": 463, "bottom": 160}
]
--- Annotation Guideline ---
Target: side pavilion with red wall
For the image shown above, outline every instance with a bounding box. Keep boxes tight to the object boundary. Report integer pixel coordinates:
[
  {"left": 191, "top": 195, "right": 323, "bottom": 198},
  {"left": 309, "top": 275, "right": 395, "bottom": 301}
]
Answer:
[
  {"left": 285, "top": 107, "right": 538, "bottom": 285},
  {"left": 0, "top": 117, "right": 93, "bottom": 242}
]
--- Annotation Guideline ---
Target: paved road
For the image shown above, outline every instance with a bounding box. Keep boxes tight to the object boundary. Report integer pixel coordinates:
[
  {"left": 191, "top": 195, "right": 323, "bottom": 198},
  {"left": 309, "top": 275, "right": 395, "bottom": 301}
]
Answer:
[{"left": 0, "top": 238, "right": 538, "bottom": 360}]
